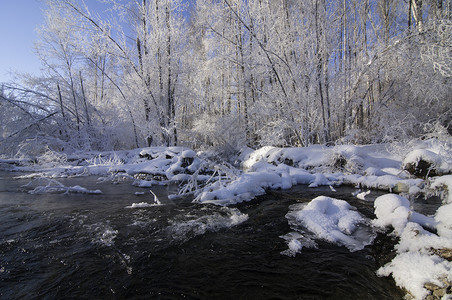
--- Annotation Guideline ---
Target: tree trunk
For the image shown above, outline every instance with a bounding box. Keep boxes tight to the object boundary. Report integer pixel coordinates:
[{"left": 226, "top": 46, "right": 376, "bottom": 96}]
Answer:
[
  {"left": 412, "top": 0, "right": 423, "bottom": 32},
  {"left": 79, "top": 71, "right": 91, "bottom": 126}
]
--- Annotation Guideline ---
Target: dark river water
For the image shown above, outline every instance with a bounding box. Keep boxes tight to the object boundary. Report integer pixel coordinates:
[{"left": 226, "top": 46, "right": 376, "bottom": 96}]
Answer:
[{"left": 0, "top": 171, "right": 404, "bottom": 299}]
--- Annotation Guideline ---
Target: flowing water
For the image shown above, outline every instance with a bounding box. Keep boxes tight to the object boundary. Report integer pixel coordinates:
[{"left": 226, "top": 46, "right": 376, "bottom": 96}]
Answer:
[{"left": 0, "top": 171, "right": 405, "bottom": 299}]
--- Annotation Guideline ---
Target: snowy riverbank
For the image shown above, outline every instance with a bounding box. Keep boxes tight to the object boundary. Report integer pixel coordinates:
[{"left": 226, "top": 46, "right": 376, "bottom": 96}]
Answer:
[{"left": 1, "top": 138, "right": 452, "bottom": 299}]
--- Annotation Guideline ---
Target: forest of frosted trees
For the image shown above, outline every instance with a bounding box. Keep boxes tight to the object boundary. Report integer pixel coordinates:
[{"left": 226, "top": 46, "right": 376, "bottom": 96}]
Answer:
[{"left": 0, "top": 0, "right": 451, "bottom": 156}]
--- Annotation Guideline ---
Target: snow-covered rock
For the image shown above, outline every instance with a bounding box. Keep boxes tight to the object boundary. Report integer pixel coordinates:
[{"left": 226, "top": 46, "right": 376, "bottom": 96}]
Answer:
[
  {"left": 430, "top": 175, "right": 452, "bottom": 204},
  {"left": 377, "top": 251, "right": 452, "bottom": 300},
  {"left": 373, "top": 192, "right": 452, "bottom": 300},
  {"left": 284, "top": 196, "right": 375, "bottom": 252},
  {"left": 181, "top": 149, "right": 196, "bottom": 158},
  {"left": 403, "top": 149, "right": 443, "bottom": 178},
  {"left": 373, "top": 194, "right": 412, "bottom": 233},
  {"left": 435, "top": 203, "right": 452, "bottom": 239}
]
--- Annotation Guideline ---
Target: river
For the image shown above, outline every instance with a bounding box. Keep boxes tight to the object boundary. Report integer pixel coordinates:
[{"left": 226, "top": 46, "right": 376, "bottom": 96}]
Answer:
[{"left": 0, "top": 171, "right": 404, "bottom": 299}]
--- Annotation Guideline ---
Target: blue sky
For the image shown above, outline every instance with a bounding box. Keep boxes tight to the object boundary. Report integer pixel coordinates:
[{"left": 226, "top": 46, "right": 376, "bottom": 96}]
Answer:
[
  {"left": 0, "top": 0, "right": 45, "bottom": 83},
  {"left": 0, "top": 0, "right": 194, "bottom": 84},
  {"left": 0, "top": 0, "right": 128, "bottom": 84}
]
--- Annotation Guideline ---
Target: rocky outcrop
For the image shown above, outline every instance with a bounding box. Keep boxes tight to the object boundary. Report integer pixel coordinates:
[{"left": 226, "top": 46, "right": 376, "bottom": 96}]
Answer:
[{"left": 424, "top": 279, "right": 451, "bottom": 299}]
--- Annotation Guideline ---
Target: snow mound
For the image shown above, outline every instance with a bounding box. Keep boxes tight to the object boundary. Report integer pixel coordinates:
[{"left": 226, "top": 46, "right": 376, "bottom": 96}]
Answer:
[
  {"left": 284, "top": 196, "right": 375, "bottom": 252},
  {"left": 197, "top": 170, "right": 287, "bottom": 205},
  {"left": 356, "top": 190, "right": 371, "bottom": 200},
  {"left": 372, "top": 194, "right": 411, "bottom": 233}
]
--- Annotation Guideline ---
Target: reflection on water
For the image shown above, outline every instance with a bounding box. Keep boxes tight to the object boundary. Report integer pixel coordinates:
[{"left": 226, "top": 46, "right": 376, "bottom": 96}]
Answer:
[{"left": 0, "top": 172, "right": 403, "bottom": 299}]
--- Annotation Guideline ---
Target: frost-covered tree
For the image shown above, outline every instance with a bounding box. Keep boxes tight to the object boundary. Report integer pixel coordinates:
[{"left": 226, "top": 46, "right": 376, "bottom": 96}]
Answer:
[{"left": 1, "top": 0, "right": 450, "bottom": 157}]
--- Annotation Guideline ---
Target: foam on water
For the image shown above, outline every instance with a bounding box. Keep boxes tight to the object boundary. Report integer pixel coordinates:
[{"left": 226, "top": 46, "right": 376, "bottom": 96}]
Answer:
[
  {"left": 280, "top": 231, "right": 318, "bottom": 257},
  {"left": 82, "top": 222, "right": 118, "bottom": 247},
  {"left": 166, "top": 207, "right": 248, "bottom": 243}
]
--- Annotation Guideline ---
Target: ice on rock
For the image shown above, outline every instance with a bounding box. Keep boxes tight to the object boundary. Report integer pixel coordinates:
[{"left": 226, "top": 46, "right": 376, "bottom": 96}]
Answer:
[
  {"left": 242, "top": 146, "right": 277, "bottom": 171},
  {"left": 24, "top": 178, "right": 103, "bottom": 195},
  {"left": 364, "top": 167, "right": 388, "bottom": 176},
  {"left": 373, "top": 193, "right": 437, "bottom": 232},
  {"left": 133, "top": 179, "right": 153, "bottom": 188},
  {"left": 198, "top": 171, "right": 283, "bottom": 205},
  {"left": 288, "top": 239, "right": 303, "bottom": 253},
  {"left": 396, "top": 222, "right": 452, "bottom": 254}
]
